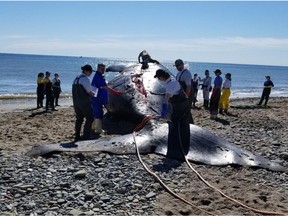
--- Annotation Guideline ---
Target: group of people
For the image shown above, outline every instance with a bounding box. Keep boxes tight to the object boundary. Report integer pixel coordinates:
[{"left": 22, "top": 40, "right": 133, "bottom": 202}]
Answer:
[
  {"left": 71, "top": 52, "right": 274, "bottom": 161},
  {"left": 72, "top": 63, "right": 122, "bottom": 142},
  {"left": 37, "top": 71, "right": 61, "bottom": 111}
]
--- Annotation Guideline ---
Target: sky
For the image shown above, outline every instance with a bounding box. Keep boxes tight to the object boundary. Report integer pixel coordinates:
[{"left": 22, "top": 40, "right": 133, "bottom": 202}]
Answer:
[{"left": 0, "top": 1, "right": 288, "bottom": 66}]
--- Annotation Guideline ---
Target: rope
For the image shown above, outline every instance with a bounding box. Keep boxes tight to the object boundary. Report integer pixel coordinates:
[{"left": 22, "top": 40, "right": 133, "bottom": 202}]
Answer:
[
  {"left": 132, "top": 131, "right": 214, "bottom": 215},
  {"left": 177, "top": 122, "right": 287, "bottom": 216},
  {"left": 132, "top": 116, "right": 286, "bottom": 215}
]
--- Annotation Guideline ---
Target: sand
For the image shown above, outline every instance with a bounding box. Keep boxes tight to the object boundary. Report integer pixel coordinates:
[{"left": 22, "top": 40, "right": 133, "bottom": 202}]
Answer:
[{"left": 0, "top": 97, "right": 288, "bottom": 215}]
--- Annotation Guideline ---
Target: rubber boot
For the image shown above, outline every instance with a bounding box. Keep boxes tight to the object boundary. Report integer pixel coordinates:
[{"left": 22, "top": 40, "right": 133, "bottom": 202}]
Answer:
[
  {"left": 219, "top": 108, "right": 224, "bottom": 115},
  {"left": 91, "top": 118, "right": 97, "bottom": 131},
  {"left": 204, "top": 100, "right": 209, "bottom": 109},
  {"left": 224, "top": 109, "right": 228, "bottom": 114},
  {"left": 94, "top": 119, "right": 103, "bottom": 134}
]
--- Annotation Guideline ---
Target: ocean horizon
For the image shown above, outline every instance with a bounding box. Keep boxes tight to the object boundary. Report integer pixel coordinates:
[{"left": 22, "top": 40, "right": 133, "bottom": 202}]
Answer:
[{"left": 1, "top": 52, "right": 288, "bottom": 101}]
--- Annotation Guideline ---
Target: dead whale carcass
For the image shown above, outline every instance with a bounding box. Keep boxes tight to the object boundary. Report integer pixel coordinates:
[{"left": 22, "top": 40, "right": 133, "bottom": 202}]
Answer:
[
  {"left": 25, "top": 62, "right": 286, "bottom": 172},
  {"left": 26, "top": 120, "right": 286, "bottom": 172}
]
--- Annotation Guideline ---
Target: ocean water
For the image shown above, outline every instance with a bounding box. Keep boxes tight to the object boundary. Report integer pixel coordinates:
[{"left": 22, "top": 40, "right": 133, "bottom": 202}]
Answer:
[{"left": 0, "top": 53, "right": 288, "bottom": 100}]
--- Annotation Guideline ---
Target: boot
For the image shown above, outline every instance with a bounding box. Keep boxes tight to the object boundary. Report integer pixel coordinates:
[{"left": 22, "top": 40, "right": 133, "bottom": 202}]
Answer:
[
  {"left": 204, "top": 100, "right": 209, "bottom": 109},
  {"left": 224, "top": 109, "right": 228, "bottom": 114},
  {"left": 92, "top": 118, "right": 103, "bottom": 134},
  {"left": 219, "top": 108, "right": 224, "bottom": 115}
]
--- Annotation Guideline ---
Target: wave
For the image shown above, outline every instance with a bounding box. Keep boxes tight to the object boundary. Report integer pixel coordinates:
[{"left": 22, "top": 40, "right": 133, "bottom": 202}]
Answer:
[{"left": 0, "top": 93, "right": 72, "bottom": 100}]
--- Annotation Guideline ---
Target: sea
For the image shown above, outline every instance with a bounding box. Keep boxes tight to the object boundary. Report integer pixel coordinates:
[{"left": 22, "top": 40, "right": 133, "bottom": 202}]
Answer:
[{"left": 0, "top": 53, "right": 288, "bottom": 103}]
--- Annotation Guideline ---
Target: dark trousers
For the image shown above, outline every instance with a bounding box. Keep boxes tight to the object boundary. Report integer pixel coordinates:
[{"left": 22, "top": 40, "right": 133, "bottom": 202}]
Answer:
[
  {"left": 167, "top": 114, "right": 190, "bottom": 161},
  {"left": 210, "top": 88, "right": 221, "bottom": 116},
  {"left": 53, "top": 89, "right": 61, "bottom": 106},
  {"left": 259, "top": 88, "right": 271, "bottom": 106},
  {"left": 167, "top": 97, "right": 190, "bottom": 160},
  {"left": 37, "top": 92, "right": 44, "bottom": 108},
  {"left": 45, "top": 91, "right": 54, "bottom": 110},
  {"left": 74, "top": 103, "right": 94, "bottom": 139}
]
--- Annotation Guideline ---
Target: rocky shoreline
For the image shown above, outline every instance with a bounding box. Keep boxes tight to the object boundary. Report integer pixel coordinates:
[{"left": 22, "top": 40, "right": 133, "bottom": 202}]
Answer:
[{"left": 0, "top": 97, "right": 288, "bottom": 215}]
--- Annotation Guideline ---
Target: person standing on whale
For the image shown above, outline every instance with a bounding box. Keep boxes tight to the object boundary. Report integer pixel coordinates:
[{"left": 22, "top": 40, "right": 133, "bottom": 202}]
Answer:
[
  {"left": 138, "top": 50, "right": 160, "bottom": 70},
  {"left": 154, "top": 69, "right": 190, "bottom": 160}
]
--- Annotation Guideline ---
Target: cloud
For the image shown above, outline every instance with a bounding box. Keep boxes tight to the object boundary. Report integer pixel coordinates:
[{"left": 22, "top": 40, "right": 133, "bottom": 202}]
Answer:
[{"left": 1, "top": 35, "right": 288, "bottom": 65}]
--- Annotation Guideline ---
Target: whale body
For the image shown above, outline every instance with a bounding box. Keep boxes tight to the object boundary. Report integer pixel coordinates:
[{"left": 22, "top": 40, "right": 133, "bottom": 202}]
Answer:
[{"left": 26, "top": 63, "right": 286, "bottom": 172}]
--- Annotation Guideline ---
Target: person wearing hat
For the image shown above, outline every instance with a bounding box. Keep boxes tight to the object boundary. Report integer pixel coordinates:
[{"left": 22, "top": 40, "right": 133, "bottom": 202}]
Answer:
[
  {"left": 199, "top": 69, "right": 212, "bottom": 109},
  {"left": 52, "top": 73, "right": 61, "bottom": 107},
  {"left": 43, "top": 71, "right": 56, "bottom": 112},
  {"left": 219, "top": 73, "right": 232, "bottom": 114},
  {"left": 174, "top": 59, "right": 194, "bottom": 124},
  {"left": 257, "top": 75, "right": 274, "bottom": 106},
  {"left": 91, "top": 63, "right": 122, "bottom": 135},
  {"left": 154, "top": 69, "right": 190, "bottom": 160},
  {"left": 209, "top": 69, "right": 223, "bottom": 119},
  {"left": 138, "top": 50, "right": 160, "bottom": 70},
  {"left": 72, "top": 64, "right": 95, "bottom": 141}
]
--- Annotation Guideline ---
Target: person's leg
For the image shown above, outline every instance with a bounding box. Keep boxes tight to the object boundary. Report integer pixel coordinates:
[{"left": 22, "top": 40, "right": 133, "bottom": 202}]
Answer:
[
  {"left": 74, "top": 106, "right": 84, "bottom": 141},
  {"left": 218, "top": 93, "right": 224, "bottom": 114},
  {"left": 223, "top": 90, "right": 231, "bottom": 113},
  {"left": 264, "top": 94, "right": 270, "bottom": 106},
  {"left": 82, "top": 104, "right": 94, "bottom": 139},
  {"left": 258, "top": 90, "right": 265, "bottom": 105}
]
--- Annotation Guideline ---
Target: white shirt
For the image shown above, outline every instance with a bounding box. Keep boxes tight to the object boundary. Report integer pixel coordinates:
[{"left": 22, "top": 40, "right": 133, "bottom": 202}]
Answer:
[
  {"left": 222, "top": 79, "right": 231, "bottom": 89},
  {"left": 73, "top": 73, "right": 92, "bottom": 93},
  {"left": 165, "top": 77, "right": 181, "bottom": 96}
]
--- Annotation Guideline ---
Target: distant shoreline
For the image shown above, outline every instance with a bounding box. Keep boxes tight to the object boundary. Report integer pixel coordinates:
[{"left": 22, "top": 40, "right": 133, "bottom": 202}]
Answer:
[{"left": 1, "top": 96, "right": 287, "bottom": 114}]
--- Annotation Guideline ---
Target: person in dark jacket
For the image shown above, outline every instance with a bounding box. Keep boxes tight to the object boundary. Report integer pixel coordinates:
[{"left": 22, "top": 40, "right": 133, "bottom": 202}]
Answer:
[
  {"left": 257, "top": 75, "right": 274, "bottom": 107},
  {"left": 43, "top": 71, "right": 56, "bottom": 112},
  {"left": 138, "top": 50, "right": 160, "bottom": 70},
  {"left": 36, "top": 72, "right": 44, "bottom": 108},
  {"left": 52, "top": 73, "right": 61, "bottom": 106}
]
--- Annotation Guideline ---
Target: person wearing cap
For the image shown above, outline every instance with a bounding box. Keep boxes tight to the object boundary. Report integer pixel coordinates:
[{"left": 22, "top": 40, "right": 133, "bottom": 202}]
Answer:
[
  {"left": 138, "top": 50, "right": 160, "bottom": 70},
  {"left": 209, "top": 69, "right": 223, "bottom": 119},
  {"left": 91, "top": 63, "right": 122, "bottom": 135},
  {"left": 52, "top": 73, "right": 61, "bottom": 107},
  {"left": 199, "top": 70, "right": 212, "bottom": 109},
  {"left": 72, "top": 64, "right": 95, "bottom": 141},
  {"left": 257, "top": 75, "right": 274, "bottom": 106},
  {"left": 219, "top": 73, "right": 232, "bottom": 114},
  {"left": 174, "top": 59, "right": 194, "bottom": 124},
  {"left": 154, "top": 69, "right": 190, "bottom": 160},
  {"left": 43, "top": 71, "right": 56, "bottom": 112}
]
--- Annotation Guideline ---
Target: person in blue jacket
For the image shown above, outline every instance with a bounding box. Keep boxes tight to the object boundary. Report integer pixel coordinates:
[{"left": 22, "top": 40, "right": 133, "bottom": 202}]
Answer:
[
  {"left": 209, "top": 69, "right": 223, "bottom": 119},
  {"left": 91, "top": 63, "right": 122, "bottom": 134},
  {"left": 257, "top": 75, "right": 274, "bottom": 107}
]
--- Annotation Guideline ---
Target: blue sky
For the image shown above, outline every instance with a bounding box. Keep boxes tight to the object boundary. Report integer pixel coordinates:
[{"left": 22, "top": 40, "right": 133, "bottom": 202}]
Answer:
[{"left": 0, "top": 1, "right": 288, "bottom": 66}]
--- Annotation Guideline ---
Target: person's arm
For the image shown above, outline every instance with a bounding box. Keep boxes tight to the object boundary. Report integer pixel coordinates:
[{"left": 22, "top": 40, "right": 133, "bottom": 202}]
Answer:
[
  {"left": 185, "top": 86, "right": 191, "bottom": 97},
  {"left": 149, "top": 58, "right": 160, "bottom": 64},
  {"left": 138, "top": 52, "right": 142, "bottom": 63},
  {"left": 102, "top": 86, "right": 122, "bottom": 95}
]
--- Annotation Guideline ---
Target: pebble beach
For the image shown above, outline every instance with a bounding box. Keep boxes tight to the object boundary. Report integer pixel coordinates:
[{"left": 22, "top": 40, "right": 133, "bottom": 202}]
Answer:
[{"left": 0, "top": 97, "right": 288, "bottom": 215}]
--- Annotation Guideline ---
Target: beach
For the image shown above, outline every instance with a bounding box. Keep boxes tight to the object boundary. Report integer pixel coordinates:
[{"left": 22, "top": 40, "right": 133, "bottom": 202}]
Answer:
[{"left": 0, "top": 97, "right": 288, "bottom": 215}]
